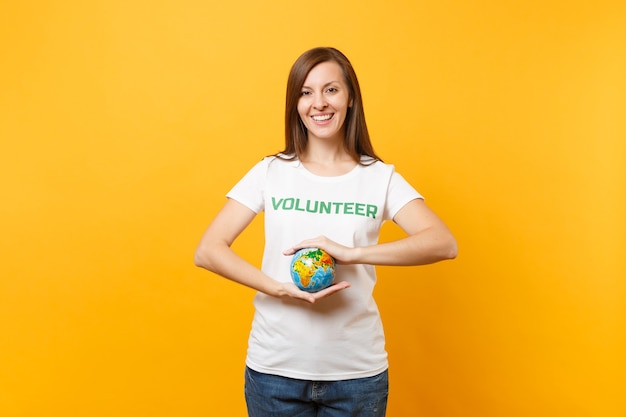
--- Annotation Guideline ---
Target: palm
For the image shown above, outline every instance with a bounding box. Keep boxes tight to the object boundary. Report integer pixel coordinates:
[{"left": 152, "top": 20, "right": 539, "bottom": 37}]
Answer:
[{"left": 282, "top": 281, "right": 350, "bottom": 304}]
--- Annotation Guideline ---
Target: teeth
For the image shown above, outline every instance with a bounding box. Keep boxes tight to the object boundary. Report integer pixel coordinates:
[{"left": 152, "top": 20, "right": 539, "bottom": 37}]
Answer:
[{"left": 312, "top": 114, "right": 332, "bottom": 121}]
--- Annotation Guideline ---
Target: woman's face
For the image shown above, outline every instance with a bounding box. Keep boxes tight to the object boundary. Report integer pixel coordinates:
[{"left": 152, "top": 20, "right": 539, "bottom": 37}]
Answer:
[{"left": 297, "top": 61, "right": 352, "bottom": 143}]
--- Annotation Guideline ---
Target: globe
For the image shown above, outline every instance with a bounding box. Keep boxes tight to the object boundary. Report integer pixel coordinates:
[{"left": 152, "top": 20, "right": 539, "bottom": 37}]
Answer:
[{"left": 290, "top": 248, "right": 336, "bottom": 292}]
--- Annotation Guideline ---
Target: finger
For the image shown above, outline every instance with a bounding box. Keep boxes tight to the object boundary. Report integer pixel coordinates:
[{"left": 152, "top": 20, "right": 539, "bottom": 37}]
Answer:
[
  {"left": 283, "top": 237, "right": 325, "bottom": 256},
  {"left": 312, "top": 281, "right": 351, "bottom": 299},
  {"left": 282, "top": 245, "right": 316, "bottom": 256},
  {"left": 282, "top": 247, "right": 297, "bottom": 256}
]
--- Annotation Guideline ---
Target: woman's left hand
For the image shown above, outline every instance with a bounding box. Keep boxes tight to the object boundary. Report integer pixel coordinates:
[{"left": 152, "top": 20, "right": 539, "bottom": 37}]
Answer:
[{"left": 283, "top": 236, "right": 355, "bottom": 265}]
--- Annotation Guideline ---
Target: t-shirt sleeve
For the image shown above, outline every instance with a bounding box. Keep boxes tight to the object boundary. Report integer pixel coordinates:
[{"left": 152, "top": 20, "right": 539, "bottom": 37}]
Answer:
[
  {"left": 384, "top": 170, "right": 424, "bottom": 220},
  {"left": 225, "top": 158, "right": 269, "bottom": 214}
]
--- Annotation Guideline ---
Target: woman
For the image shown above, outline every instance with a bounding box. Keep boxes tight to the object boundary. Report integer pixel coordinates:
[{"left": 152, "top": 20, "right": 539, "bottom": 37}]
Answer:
[{"left": 195, "top": 47, "right": 457, "bottom": 417}]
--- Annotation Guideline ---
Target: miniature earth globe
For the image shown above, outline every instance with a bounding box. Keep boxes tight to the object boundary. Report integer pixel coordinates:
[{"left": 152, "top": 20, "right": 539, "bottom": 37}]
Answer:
[{"left": 290, "top": 248, "right": 336, "bottom": 292}]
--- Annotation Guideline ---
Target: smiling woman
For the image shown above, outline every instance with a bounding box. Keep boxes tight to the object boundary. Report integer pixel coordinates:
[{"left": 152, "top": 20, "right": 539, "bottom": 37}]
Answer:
[{"left": 194, "top": 46, "right": 457, "bottom": 417}]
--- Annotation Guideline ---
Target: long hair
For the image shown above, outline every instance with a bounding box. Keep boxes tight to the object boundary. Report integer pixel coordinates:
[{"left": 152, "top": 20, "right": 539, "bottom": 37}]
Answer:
[{"left": 278, "top": 47, "right": 381, "bottom": 164}]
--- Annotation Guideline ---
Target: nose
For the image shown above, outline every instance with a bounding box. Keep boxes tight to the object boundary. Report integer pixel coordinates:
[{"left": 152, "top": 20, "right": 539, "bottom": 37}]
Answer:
[{"left": 313, "top": 93, "right": 327, "bottom": 110}]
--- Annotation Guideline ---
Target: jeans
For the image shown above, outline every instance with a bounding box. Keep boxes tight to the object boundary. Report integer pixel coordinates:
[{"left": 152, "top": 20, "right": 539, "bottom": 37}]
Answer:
[{"left": 244, "top": 366, "right": 388, "bottom": 417}]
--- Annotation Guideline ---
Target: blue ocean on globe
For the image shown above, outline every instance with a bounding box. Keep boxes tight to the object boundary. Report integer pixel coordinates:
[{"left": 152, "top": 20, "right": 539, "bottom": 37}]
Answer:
[{"left": 290, "top": 248, "right": 336, "bottom": 292}]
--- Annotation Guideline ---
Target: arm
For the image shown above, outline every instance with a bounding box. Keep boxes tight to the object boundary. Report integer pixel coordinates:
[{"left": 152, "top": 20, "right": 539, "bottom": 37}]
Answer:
[
  {"left": 194, "top": 198, "right": 349, "bottom": 303},
  {"left": 284, "top": 198, "right": 457, "bottom": 266}
]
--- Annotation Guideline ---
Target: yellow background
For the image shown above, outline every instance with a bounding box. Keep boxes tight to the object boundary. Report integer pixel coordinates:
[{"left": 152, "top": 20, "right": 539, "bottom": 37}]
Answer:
[{"left": 1, "top": 1, "right": 624, "bottom": 416}]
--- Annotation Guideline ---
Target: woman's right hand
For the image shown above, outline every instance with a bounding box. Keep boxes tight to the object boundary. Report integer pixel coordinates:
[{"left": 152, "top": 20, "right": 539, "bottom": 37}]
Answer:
[{"left": 277, "top": 281, "right": 350, "bottom": 304}]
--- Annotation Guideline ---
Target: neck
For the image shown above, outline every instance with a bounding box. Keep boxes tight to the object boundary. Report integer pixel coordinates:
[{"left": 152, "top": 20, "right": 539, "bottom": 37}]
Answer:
[{"left": 302, "top": 138, "right": 353, "bottom": 164}]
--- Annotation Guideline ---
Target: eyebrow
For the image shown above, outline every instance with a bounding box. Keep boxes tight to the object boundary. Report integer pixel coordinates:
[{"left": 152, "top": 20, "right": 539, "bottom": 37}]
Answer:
[{"left": 301, "top": 81, "right": 341, "bottom": 90}]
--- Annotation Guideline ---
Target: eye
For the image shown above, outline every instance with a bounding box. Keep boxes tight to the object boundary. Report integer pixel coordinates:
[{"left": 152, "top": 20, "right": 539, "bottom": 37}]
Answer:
[
  {"left": 326, "top": 87, "right": 338, "bottom": 94},
  {"left": 300, "top": 90, "right": 312, "bottom": 96}
]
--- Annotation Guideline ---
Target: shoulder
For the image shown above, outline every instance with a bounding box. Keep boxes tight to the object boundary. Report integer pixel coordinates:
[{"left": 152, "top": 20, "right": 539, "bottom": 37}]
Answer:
[
  {"left": 359, "top": 156, "right": 396, "bottom": 174},
  {"left": 263, "top": 154, "right": 301, "bottom": 170},
  {"left": 247, "top": 154, "right": 295, "bottom": 170},
  {"left": 360, "top": 156, "right": 420, "bottom": 193},
  {"left": 263, "top": 153, "right": 299, "bottom": 164}
]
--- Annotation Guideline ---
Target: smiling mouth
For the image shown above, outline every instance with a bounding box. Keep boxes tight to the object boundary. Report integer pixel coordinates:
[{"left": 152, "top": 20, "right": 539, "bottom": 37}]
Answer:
[{"left": 312, "top": 114, "right": 333, "bottom": 122}]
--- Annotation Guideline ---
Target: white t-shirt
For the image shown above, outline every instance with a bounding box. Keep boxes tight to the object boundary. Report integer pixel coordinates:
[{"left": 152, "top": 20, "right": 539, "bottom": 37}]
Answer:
[{"left": 226, "top": 155, "right": 422, "bottom": 381}]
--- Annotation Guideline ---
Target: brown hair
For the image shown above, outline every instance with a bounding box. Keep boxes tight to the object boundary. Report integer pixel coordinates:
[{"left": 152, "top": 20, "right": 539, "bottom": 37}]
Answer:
[{"left": 277, "top": 47, "right": 381, "bottom": 164}]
